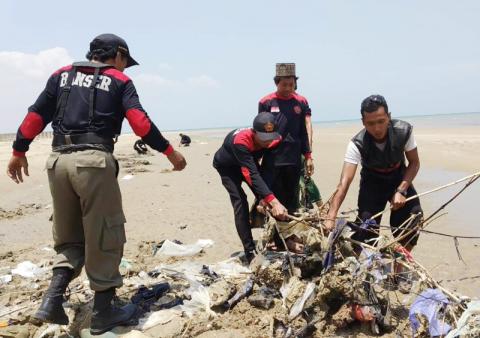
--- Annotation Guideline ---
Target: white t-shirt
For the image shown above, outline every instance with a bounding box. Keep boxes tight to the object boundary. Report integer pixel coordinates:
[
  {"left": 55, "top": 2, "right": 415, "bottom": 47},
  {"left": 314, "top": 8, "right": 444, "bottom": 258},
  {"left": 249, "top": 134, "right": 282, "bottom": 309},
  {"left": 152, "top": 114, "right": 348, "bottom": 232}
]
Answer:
[{"left": 344, "top": 132, "right": 417, "bottom": 165}]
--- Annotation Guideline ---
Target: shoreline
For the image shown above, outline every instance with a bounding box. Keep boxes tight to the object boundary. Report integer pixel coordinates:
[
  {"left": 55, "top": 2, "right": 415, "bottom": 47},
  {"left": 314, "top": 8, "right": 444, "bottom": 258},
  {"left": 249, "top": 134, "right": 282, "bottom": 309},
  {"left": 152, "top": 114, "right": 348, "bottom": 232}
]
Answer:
[{"left": 1, "top": 112, "right": 479, "bottom": 140}]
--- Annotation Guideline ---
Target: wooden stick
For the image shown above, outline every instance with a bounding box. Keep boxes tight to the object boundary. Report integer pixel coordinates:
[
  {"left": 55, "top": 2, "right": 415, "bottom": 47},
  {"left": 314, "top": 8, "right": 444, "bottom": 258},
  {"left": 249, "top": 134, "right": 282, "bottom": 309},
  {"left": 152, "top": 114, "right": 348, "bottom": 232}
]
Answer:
[
  {"left": 344, "top": 237, "right": 377, "bottom": 251},
  {"left": 413, "top": 260, "right": 462, "bottom": 304},
  {"left": 369, "top": 171, "right": 480, "bottom": 220},
  {"left": 372, "top": 213, "right": 417, "bottom": 248},
  {"left": 267, "top": 212, "right": 295, "bottom": 275}
]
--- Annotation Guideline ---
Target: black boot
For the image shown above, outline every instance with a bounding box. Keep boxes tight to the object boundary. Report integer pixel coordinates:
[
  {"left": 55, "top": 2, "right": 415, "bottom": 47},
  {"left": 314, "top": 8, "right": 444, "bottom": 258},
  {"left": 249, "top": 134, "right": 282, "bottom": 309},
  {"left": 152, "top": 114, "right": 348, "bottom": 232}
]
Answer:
[
  {"left": 90, "top": 288, "right": 137, "bottom": 335},
  {"left": 33, "top": 267, "right": 74, "bottom": 325}
]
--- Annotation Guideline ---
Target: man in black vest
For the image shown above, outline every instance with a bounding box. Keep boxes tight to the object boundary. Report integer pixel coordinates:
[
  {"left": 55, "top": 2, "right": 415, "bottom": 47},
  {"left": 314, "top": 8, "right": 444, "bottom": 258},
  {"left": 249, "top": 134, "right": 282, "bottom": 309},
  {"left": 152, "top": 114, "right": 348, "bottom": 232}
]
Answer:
[
  {"left": 326, "top": 95, "right": 422, "bottom": 252},
  {"left": 6, "top": 34, "right": 186, "bottom": 335}
]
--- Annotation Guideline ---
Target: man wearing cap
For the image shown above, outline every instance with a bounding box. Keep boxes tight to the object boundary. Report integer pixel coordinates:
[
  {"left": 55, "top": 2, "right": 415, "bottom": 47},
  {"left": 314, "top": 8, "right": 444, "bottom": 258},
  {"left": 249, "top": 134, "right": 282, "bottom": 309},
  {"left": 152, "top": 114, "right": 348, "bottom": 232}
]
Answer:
[
  {"left": 325, "top": 95, "right": 422, "bottom": 253},
  {"left": 179, "top": 133, "right": 192, "bottom": 147},
  {"left": 213, "top": 113, "right": 289, "bottom": 263},
  {"left": 258, "top": 63, "right": 313, "bottom": 214},
  {"left": 6, "top": 33, "right": 186, "bottom": 334}
]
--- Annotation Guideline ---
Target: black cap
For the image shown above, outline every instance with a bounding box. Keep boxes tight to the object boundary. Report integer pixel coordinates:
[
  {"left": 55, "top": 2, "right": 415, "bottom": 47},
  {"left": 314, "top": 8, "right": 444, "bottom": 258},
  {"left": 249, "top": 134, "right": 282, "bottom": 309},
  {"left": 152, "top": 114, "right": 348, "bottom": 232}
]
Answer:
[
  {"left": 89, "top": 33, "right": 139, "bottom": 68},
  {"left": 253, "top": 112, "right": 281, "bottom": 141}
]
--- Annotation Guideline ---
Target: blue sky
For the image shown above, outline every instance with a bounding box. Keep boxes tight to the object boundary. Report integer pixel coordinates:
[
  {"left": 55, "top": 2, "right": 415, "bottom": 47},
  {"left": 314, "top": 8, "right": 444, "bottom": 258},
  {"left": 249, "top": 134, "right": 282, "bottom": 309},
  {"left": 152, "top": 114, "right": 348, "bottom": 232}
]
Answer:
[{"left": 1, "top": 0, "right": 479, "bottom": 132}]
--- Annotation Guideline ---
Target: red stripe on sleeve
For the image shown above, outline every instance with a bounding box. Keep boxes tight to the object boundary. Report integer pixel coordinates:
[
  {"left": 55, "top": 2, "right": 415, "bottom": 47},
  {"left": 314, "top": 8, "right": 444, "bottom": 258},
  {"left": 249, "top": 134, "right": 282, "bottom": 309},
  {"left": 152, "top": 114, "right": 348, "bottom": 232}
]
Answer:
[
  {"left": 163, "top": 144, "right": 174, "bottom": 156},
  {"left": 241, "top": 166, "right": 253, "bottom": 186},
  {"left": 304, "top": 152, "right": 312, "bottom": 159},
  {"left": 233, "top": 129, "right": 255, "bottom": 151},
  {"left": 19, "top": 112, "right": 44, "bottom": 139},
  {"left": 13, "top": 149, "right": 26, "bottom": 157},
  {"left": 125, "top": 109, "right": 151, "bottom": 137},
  {"left": 263, "top": 194, "right": 275, "bottom": 204}
]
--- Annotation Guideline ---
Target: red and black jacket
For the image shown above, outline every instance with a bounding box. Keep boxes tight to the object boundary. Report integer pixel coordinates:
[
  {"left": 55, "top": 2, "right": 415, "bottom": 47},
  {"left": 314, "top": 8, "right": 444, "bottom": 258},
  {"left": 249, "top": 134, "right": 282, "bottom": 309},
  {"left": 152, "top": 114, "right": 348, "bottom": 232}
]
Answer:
[
  {"left": 12, "top": 62, "right": 173, "bottom": 156},
  {"left": 258, "top": 92, "right": 311, "bottom": 166},
  {"left": 213, "top": 128, "right": 280, "bottom": 203}
]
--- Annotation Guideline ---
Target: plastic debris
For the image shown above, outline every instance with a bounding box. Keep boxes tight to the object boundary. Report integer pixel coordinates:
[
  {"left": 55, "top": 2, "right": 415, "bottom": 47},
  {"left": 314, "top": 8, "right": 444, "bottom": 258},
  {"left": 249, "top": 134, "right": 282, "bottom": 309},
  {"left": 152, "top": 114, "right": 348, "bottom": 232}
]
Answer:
[
  {"left": 122, "top": 331, "right": 152, "bottom": 338},
  {"left": 121, "top": 174, "right": 134, "bottom": 180},
  {"left": 445, "top": 300, "right": 480, "bottom": 338},
  {"left": 289, "top": 281, "right": 315, "bottom": 320},
  {"left": 11, "top": 261, "right": 47, "bottom": 278},
  {"left": 79, "top": 329, "right": 117, "bottom": 337},
  {"left": 131, "top": 282, "right": 171, "bottom": 311},
  {"left": 225, "top": 277, "right": 254, "bottom": 309},
  {"left": 119, "top": 258, "right": 133, "bottom": 270},
  {"left": 210, "top": 257, "right": 251, "bottom": 278},
  {"left": 136, "top": 308, "right": 182, "bottom": 331},
  {"left": 156, "top": 239, "right": 214, "bottom": 257},
  {"left": 209, "top": 279, "right": 236, "bottom": 308},
  {"left": 181, "top": 283, "right": 214, "bottom": 317},
  {"left": 38, "top": 324, "right": 59, "bottom": 338},
  {"left": 248, "top": 286, "right": 279, "bottom": 309},
  {"left": 0, "top": 274, "right": 12, "bottom": 285},
  {"left": 322, "top": 219, "right": 348, "bottom": 272},
  {"left": 409, "top": 288, "right": 451, "bottom": 337}
]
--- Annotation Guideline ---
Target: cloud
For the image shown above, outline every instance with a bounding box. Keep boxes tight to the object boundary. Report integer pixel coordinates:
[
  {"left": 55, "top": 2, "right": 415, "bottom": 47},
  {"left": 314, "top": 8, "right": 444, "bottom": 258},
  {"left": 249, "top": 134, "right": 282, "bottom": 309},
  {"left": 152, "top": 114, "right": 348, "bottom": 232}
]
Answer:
[
  {"left": 0, "top": 47, "right": 73, "bottom": 79},
  {"left": 0, "top": 47, "right": 219, "bottom": 132},
  {"left": 135, "top": 73, "right": 179, "bottom": 87},
  {"left": 0, "top": 47, "right": 73, "bottom": 132},
  {"left": 186, "top": 75, "right": 219, "bottom": 87},
  {"left": 135, "top": 73, "right": 219, "bottom": 89}
]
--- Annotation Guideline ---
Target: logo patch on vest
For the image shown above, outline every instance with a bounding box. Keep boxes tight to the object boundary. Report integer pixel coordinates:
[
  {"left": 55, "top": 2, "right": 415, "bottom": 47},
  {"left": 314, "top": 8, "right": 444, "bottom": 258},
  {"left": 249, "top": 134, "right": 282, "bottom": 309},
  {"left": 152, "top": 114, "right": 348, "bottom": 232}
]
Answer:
[
  {"left": 270, "top": 106, "right": 280, "bottom": 113},
  {"left": 294, "top": 105, "right": 302, "bottom": 114}
]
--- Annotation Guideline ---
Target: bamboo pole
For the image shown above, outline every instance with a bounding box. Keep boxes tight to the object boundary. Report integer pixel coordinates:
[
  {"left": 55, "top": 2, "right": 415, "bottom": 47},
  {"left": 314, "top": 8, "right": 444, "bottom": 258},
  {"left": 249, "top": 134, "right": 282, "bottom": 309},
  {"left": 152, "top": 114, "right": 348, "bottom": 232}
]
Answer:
[{"left": 368, "top": 171, "right": 480, "bottom": 221}]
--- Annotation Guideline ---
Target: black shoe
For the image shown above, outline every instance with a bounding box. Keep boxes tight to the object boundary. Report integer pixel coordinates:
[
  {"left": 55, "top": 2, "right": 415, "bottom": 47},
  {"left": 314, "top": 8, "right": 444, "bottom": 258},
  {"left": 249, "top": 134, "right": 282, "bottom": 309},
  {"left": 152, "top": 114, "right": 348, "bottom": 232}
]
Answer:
[
  {"left": 90, "top": 288, "right": 137, "bottom": 335},
  {"left": 33, "top": 267, "right": 74, "bottom": 325},
  {"left": 244, "top": 250, "right": 257, "bottom": 265}
]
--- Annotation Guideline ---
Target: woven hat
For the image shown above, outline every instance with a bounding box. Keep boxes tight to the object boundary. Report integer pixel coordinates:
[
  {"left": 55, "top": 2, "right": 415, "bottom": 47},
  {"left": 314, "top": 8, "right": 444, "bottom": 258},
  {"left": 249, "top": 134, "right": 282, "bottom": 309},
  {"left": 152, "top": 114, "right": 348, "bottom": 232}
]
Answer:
[{"left": 276, "top": 63, "right": 296, "bottom": 77}]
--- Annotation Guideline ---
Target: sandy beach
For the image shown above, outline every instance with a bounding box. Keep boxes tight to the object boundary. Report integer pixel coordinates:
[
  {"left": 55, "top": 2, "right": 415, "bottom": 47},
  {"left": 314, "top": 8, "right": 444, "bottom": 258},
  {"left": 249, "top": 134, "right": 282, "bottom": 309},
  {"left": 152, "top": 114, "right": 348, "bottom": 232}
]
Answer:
[{"left": 1, "top": 114, "right": 479, "bottom": 336}]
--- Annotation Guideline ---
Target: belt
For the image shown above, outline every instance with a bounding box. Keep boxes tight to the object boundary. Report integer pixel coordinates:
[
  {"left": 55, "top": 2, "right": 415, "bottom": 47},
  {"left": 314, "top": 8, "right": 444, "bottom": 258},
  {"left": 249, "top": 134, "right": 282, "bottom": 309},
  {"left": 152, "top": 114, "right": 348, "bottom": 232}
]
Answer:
[
  {"left": 52, "top": 133, "right": 114, "bottom": 150},
  {"left": 370, "top": 162, "right": 401, "bottom": 173}
]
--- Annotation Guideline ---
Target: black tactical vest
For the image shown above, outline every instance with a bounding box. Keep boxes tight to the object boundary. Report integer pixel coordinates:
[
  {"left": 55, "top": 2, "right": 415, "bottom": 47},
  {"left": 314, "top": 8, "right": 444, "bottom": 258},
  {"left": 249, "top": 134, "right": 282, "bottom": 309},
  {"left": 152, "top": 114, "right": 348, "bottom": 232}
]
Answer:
[{"left": 352, "top": 119, "right": 412, "bottom": 172}]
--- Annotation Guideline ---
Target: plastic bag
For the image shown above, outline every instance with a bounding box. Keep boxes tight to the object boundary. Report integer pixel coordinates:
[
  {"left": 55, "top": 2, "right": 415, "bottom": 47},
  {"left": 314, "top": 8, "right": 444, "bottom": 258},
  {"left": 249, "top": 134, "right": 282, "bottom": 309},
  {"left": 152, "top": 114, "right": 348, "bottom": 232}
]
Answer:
[
  {"left": 445, "top": 300, "right": 480, "bottom": 338},
  {"left": 210, "top": 258, "right": 251, "bottom": 278},
  {"left": 0, "top": 275, "right": 12, "bottom": 285},
  {"left": 156, "top": 239, "right": 214, "bottom": 257},
  {"left": 11, "top": 261, "right": 47, "bottom": 278},
  {"left": 289, "top": 282, "right": 316, "bottom": 320},
  {"left": 136, "top": 308, "right": 182, "bottom": 331}
]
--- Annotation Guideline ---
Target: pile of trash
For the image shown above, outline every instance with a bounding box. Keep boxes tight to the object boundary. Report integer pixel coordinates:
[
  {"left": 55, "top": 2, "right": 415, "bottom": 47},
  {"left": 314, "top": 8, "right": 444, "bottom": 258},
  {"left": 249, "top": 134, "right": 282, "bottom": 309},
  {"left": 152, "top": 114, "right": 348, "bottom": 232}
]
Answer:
[{"left": 0, "top": 210, "right": 479, "bottom": 338}]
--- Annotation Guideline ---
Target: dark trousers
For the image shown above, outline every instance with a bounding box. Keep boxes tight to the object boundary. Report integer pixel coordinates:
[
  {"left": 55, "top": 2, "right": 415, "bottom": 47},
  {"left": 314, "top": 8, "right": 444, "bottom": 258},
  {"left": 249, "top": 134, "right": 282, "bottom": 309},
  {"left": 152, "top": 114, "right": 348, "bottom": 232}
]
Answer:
[
  {"left": 216, "top": 166, "right": 255, "bottom": 252},
  {"left": 262, "top": 165, "right": 301, "bottom": 214},
  {"left": 355, "top": 169, "right": 423, "bottom": 247}
]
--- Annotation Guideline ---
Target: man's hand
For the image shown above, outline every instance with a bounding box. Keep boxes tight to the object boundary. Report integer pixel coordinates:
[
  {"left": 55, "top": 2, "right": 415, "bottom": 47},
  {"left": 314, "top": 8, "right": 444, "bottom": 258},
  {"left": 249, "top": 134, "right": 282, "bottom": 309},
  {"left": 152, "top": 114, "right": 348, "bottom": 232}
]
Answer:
[
  {"left": 167, "top": 150, "right": 187, "bottom": 171},
  {"left": 324, "top": 218, "right": 336, "bottom": 232},
  {"left": 391, "top": 192, "right": 406, "bottom": 210},
  {"left": 270, "top": 199, "right": 288, "bottom": 220},
  {"left": 305, "top": 158, "right": 314, "bottom": 176},
  {"left": 7, "top": 155, "right": 29, "bottom": 184}
]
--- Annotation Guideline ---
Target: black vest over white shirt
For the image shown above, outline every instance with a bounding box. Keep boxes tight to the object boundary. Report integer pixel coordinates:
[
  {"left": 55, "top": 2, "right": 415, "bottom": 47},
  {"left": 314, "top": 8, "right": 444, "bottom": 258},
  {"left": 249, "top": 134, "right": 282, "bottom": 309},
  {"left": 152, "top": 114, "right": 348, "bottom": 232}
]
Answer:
[{"left": 352, "top": 119, "right": 413, "bottom": 172}]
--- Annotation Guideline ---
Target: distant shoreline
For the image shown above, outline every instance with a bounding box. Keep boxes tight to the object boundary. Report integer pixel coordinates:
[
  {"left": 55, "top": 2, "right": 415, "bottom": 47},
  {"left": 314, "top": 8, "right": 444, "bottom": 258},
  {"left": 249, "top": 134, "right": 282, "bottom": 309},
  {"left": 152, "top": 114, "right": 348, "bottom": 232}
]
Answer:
[{"left": 1, "top": 112, "right": 479, "bottom": 141}]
